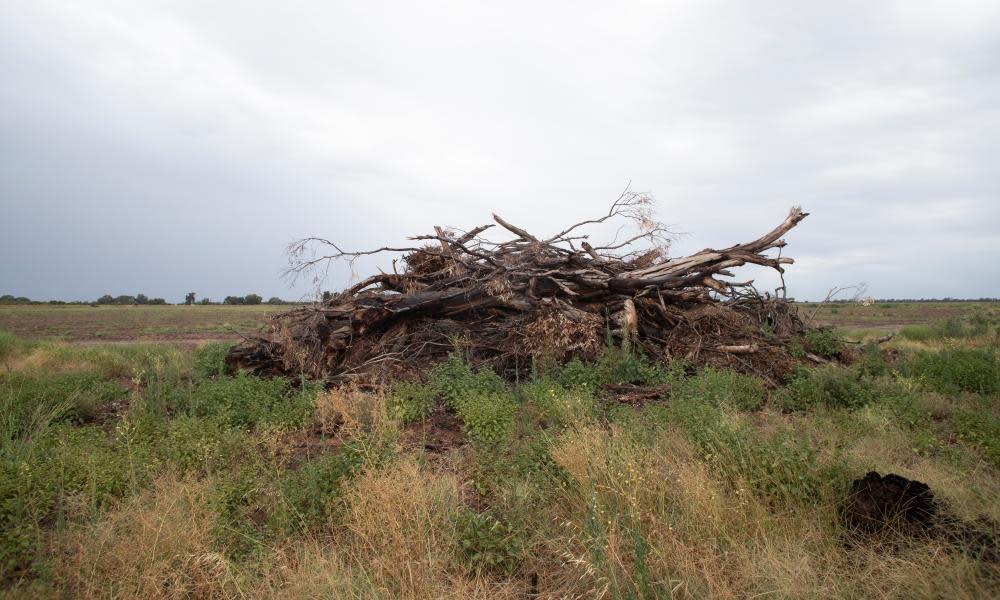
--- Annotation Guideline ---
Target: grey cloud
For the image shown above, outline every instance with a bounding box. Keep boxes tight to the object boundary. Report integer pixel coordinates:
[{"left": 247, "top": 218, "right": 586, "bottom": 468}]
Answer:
[{"left": 2, "top": 1, "right": 998, "bottom": 302}]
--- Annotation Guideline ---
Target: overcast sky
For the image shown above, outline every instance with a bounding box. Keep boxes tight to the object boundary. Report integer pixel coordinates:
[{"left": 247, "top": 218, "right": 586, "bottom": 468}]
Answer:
[{"left": 2, "top": 1, "right": 998, "bottom": 302}]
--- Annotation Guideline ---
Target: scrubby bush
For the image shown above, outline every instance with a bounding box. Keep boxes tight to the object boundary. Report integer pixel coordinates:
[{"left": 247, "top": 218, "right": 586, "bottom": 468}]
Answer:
[
  {"left": 1, "top": 372, "right": 124, "bottom": 429},
  {"left": 192, "top": 341, "right": 233, "bottom": 379},
  {"left": 453, "top": 392, "right": 517, "bottom": 445},
  {"left": 805, "top": 329, "right": 841, "bottom": 359},
  {"left": 779, "top": 366, "right": 870, "bottom": 411},
  {"left": 521, "top": 378, "right": 597, "bottom": 428},
  {"left": 276, "top": 443, "right": 366, "bottom": 531},
  {"left": 675, "top": 368, "right": 767, "bottom": 411},
  {"left": 454, "top": 509, "right": 524, "bottom": 574},
  {"left": 952, "top": 409, "right": 1000, "bottom": 468},
  {"left": 179, "top": 375, "right": 320, "bottom": 430},
  {"left": 387, "top": 381, "right": 436, "bottom": 423},
  {"left": 669, "top": 398, "right": 847, "bottom": 504},
  {"left": 899, "top": 317, "right": 991, "bottom": 342},
  {"left": 902, "top": 348, "right": 999, "bottom": 395}
]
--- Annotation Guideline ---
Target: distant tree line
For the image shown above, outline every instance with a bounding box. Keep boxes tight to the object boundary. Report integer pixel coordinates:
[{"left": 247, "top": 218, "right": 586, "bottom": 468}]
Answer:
[
  {"left": 801, "top": 297, "right": 1000, "bottom": 304},
  {"left": 184, "top": 292, "right": 293, "bottom": 306},
  {"left": 2, "top": 293, "right": 299, "bottom": 306},
  {"left": 95, "top": 294, "right": 168, "bottom": 305}
]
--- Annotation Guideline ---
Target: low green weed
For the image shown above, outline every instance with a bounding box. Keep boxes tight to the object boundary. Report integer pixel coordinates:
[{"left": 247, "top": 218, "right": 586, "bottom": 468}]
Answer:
[
  {"left": 952, "top": 409, "right": 1000, "bottom": 468},
  {"left": 902, "top": 348, "right": 999, "bottom": 395},
  {"left": 669, "top": 399, "right": 847, "bottom": 505},
  {"left": 387, "top": 381, "right": 436, "bottom": 424},
  {"left": 453, "top": 509, "right": 524, "bottom": 574},
  {"left": 860, "top": 341, "right": 887, "bottom": 376},
  {"left": 428, "top": 356, "right": 516, "bottom": 444},
  {"left": 428, "top": 354, "right": 506, "bottom": 403},
  {"left": 778, "top": 366, "right": 870, "bottom": 411},
  {"left": 675, "top": 368, "right": 767, "bottom": 411},
  {"left": 1, "top": 372, "right": 123, "bottom": 430},
  {"left": 161, "top": 416, "right": 251, "bottom": 476},
  {"left": 520, "top": 377, "right": 596, "bottom": 428},
  {"left": 453, "top": 392, "right": 517, "bottom": 445},
  {"left": 179, "top": 375, "right": 321, "bottom": 430},
  {"left": 899, "top": 317, "right": 990, "bottom": 342},
  {"left": 805, "top": 329, "right": 841, "bottom": 359},
  {"left": 192, "top": 341, "right": 234, "bottom": 379},
  {"left": 0, "top": 331, "right": 21, "bottom": 366}
]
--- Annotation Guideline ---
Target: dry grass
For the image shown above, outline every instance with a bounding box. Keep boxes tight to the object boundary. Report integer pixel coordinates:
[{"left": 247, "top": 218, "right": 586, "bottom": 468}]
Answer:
[
  {"left": 542, "top": 423, "right": 999, "bottom": 599},
  {"left": 2, "top": 309, "right": 997, "bottom": 600},
  {"left": 49, "top": 476, "right": 236, "bottom": 600},
  {"left": 256, "top": 458, "right": 527, "bottom": 600}
]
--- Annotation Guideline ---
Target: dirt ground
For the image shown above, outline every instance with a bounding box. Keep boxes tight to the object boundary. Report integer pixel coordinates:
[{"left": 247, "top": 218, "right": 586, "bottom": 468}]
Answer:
[{"left": 0, "top": 304, "right": 292, "bottom": 342}]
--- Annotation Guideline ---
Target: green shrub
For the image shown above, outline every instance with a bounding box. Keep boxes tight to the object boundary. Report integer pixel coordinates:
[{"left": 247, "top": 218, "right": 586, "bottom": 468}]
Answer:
[
  {"left": 454, "top": 509, "right": 524, "bottom": 574},
  {"left": 952, "top": 410, "right": 1000, "bottom": 468},
  {"left": 0, "top": 372, "right": 124, "bottom": 430},
  {"left": 276, "top": 443, "right": 367, "bottom": 531},
  {"left": 805, "top": 329, "right": 841, "bottom": 359},
  {"left": 521, "top": 378, "right": 596, "bottom": 428},
  {"left": 387, "top": 381, "right": 436, "bottom": 423},
  {"left": 780, "top": 366, "right": 870, "bottom": 411},
  {"left": 669, "top": 398, "right": 847, "bottom": 504},
  {"left": 0, "top": 331, "right": 19, "bottom": 365},
  {"left": 453, "top": 392, "right": 517, "bottom": 445},
  {"left": 557, "top": 359, "right": 603, "bottom": 390},
  {"left": 428, "top": 354, "right": 506, "bottom": 406},
  {"left": 162, "top": 416, "right": 250, "bottom": 475},
  {"left": 193, "top": 341, "right": 233, "bottom": 379},
  {"left": 899, "top": 317, "right": 990, "bottom": 342},
  {"left": 902, "top": 349, "right": 999, "bottom": 395},
  {"left": 675, "top": 368, "right": 767, "bottom": 411},
  {"left": 179, "top": 375, "right": 320, "bottom": 430},
  {"left": 859, "top": 342, "right": 886, "bottom": 377}
]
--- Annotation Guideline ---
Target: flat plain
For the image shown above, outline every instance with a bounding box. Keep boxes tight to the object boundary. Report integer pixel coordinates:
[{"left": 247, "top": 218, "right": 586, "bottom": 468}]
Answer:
[
  {"left": 0, "top": 304, "right": 289, "bottom": 343},
  {"left": 1, "top": 301, "right": 998, "bottom": 599}
]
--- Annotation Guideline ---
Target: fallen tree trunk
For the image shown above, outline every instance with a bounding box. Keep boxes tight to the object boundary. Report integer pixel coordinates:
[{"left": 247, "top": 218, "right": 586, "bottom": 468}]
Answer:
[{"left": 227, "top": 194, "right": 810, "bottom": 384}]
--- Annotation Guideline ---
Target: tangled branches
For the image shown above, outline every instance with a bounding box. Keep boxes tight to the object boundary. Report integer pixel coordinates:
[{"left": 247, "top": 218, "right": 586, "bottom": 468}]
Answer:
[{"left": 228, "top": 196, "right": 810, "bottom": 384}]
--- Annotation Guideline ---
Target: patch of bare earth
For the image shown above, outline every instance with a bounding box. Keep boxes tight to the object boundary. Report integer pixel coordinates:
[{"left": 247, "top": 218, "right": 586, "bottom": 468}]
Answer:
[
  {"left": 397, "top": 409, "right": 467, "bottom": 455},
  {"left": 271, "top": 427, "right": 345, "bottom": 469}
]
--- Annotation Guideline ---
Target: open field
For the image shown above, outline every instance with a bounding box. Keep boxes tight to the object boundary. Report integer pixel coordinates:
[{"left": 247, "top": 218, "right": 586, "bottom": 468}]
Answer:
[
  {"left": 1, "top": 304, "right": 998, "bottom": 598},
  {"left": 806, "top": 301, "right": 1000, "bottom": 333},
  {"left": 2, "top": 301, "right": 996, "bottom": 344},
  {"left": 0, "top": 305, "right": 291, "bottom": 343}
]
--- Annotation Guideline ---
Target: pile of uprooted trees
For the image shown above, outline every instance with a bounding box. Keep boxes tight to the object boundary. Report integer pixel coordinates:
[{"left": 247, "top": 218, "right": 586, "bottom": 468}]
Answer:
[{"left": 226, "top": 192, "right": 812, "bottom": 386}]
